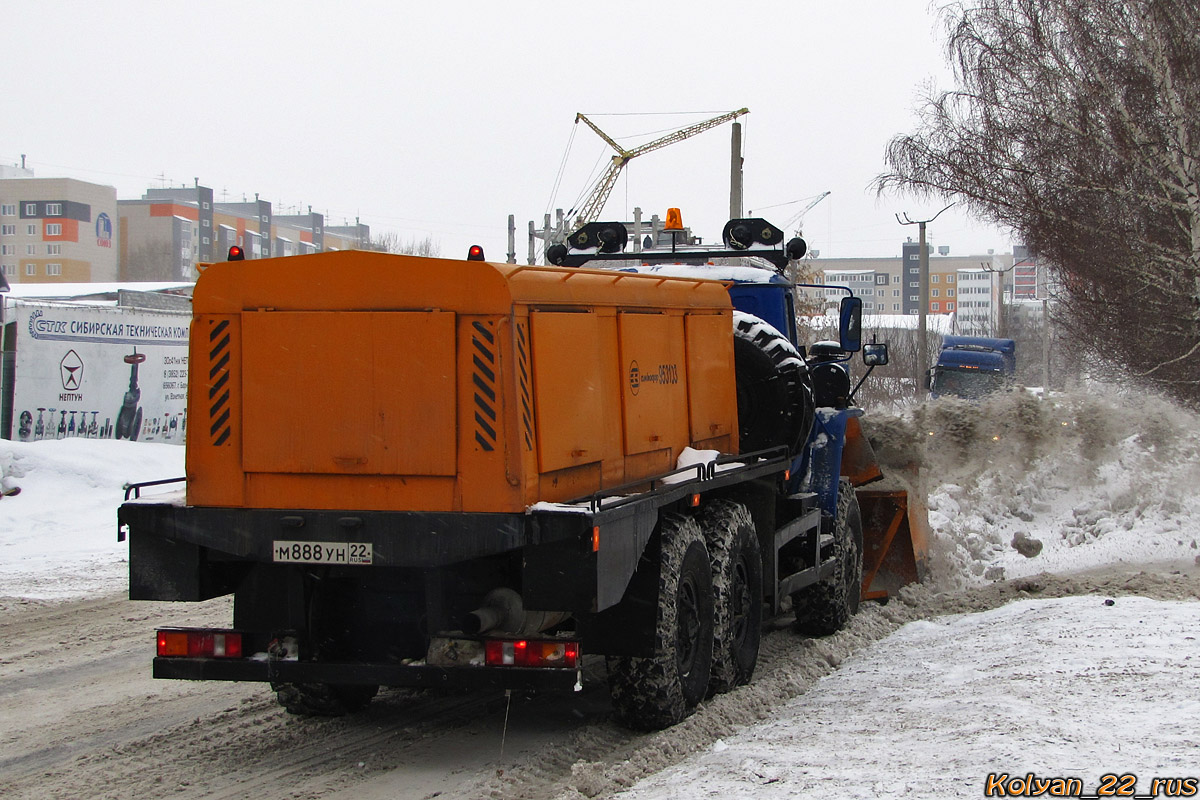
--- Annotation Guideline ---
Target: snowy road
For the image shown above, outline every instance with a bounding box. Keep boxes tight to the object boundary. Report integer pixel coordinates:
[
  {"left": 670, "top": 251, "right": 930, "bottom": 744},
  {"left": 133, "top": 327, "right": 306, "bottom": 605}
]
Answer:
[{"left": 2, "top": 569, "right": 1197, "bottom": 800}]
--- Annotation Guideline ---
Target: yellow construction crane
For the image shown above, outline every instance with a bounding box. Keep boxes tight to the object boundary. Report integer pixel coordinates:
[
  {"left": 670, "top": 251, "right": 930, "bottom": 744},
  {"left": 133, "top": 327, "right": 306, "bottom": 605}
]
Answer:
[{"left": 569, "top": 108, "right": 749, "bottom": 230}]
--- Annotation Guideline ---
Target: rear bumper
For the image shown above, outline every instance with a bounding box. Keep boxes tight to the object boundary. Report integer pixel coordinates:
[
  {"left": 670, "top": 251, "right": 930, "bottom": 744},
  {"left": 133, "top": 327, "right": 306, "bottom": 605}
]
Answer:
[{"left": 153, "top": 657, "right": 581, "bottom": 692}]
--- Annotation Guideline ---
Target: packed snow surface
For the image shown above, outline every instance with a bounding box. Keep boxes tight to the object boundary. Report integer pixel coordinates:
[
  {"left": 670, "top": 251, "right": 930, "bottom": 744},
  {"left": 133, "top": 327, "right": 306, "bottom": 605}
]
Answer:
[
  {"left": 616, "top": 595, "right": 1199, "bottom": 799},
  {"left": 1, "top": 387, "right": 1198, "bottom": 799}
]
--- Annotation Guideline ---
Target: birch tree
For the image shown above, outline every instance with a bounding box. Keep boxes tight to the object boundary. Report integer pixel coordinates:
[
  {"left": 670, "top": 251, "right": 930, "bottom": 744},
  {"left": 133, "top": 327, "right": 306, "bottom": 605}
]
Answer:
[{"left": 876, "top": 0, "right": 1200, "bottom": 404}]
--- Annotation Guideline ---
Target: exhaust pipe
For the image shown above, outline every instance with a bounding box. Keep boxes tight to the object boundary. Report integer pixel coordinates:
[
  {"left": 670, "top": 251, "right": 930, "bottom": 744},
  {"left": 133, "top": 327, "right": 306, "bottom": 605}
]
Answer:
[{"left": 463, "top": 588, "right": 570, "bottom": 635}]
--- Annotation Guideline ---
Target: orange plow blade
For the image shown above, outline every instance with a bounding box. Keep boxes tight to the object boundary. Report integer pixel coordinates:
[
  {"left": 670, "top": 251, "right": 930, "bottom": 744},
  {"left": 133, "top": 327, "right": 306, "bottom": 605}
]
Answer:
[{"left": 857, "top": 483, "right": 929, "bottom": 601}]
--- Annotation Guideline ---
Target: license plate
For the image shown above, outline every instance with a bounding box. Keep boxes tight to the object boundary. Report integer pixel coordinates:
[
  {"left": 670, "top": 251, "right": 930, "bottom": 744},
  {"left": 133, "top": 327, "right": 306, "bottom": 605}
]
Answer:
[{"left": 272, "top": 540, "right": 373, "bottom": 565}]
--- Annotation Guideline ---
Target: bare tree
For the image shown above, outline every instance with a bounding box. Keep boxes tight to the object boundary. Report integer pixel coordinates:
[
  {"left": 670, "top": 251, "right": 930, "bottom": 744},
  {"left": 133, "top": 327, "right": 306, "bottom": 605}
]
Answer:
[
  {"left": 123, "top": 239, "right": 176, "bottom": 281},
  {"left": 876, "top": 0, "right": 1200, "bottom": 404},
  {"left": 369, "top": 232, "right": 442, "bottom": 258}
]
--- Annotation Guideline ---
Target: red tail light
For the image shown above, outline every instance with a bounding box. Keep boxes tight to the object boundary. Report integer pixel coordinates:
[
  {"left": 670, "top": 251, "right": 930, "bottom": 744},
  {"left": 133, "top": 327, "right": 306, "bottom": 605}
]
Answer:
[
  {"left": 484, "top": 639, "right": 579, "bottom": 668},
  {"left": 467, "top": 244, "right": 485, "bottom": 261},
  {"left": 157, "top": 629, "right": 243, "bottom": 658},
  {"left": 227, "top": 245, "right": 245, "bottom": 261}
]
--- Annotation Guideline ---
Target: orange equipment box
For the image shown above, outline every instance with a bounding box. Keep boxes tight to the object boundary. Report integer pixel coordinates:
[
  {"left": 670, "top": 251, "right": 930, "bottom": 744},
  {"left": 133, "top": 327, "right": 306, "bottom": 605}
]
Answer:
[{"left": 186, "top": 251, "right": 738, "bottom": 513}]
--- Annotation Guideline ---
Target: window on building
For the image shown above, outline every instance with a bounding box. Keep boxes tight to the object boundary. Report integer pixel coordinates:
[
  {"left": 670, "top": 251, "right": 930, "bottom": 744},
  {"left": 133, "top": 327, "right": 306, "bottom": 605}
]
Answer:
[
  {"left": 931, "top": 274, "right": 939, "bottom": 283},
  {"left": 202, "top": 236, "right": 210, "bottom": 244},
  {"left": 947, "top": 302, "right": 955, "bottom": 311},
  {"left": 26, "top": 244, "right": 36, "bottom": 255},
  {"left": 46, "top": 263, "right": 62, "bottom": 276},
  {"left": 909, "top": 254, "right": 918, "bottom": 260},
  {"left": 893, "top": 303, "right": 901, "bottom": 311},
  {"left": 46, "top": 203, "right": 62, "bottom": 216},
  {"left": 0, "top": 204, "right": 15, "bottom": 216},
  {"left": 2, "top": 264, "right": 14, "bottom": 276},
  {"left": 25, "top": 263, "right": 35, "bottom": 276},
  {"left": 931, "top": 288, "right": 940, "bottom": 297},
  {"left": 893, "top": 289, "right": 900, "bottom": 297},
  {"left": 947, "top": 274, "right": 955, "bottom": 283},
  {"left": 909, "top": 281, "right": 918, "bottom": 287},
  {"left": 862, "top": 288, "right": 873, "bottom": 296},
  {"left": 947, "top": 288, "right": 955, "bottom": 297},
  {"left": 46, "top": 223, "right": 62, "bottom": 236},
  {"left": 909, "top": 267, "right": 919, "bottom": 274},
  {"left": 24, "top": 203, "right": 36, "bottom": 215},
  {"left": 876, "top": 275, "right": 888, "bottom": 284},
  {"left": 0, "top": 244, "right": 12, "bottom": 255},
  {"left": 202, "top": 219, "right": 210, "bottom": 227},
  {"left": 865, "top": 302, "right": 874, "bottom": 310},
  {"left": 202, "top": 201, "right": 210, "bottom": 209},
  {"left": 892, "top": 275, "right": 900, "bottom": 283},
  {"left": 0, "top": 225, "right": 13, "bottom": 236},
  {"left": 47, "top": 244, "right": 61, "bottom": 255},
  {"left": 26, "top": 224, "right": 36, "bottom": 235},
  {"left": 931, "top": 302, "right": 940, "bottom": 311},
  {"left": 909, "top": 295, "right": 918, "bottom": 301}
]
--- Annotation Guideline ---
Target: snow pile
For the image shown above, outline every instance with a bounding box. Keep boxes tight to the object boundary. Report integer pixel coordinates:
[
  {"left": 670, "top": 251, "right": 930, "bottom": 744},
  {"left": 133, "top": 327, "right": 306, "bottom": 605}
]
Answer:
[
  {"left": 614, "top": 595, "right": 1200, "bottom": 799},
  {"left": 869, "top": 387, "right": 1200, "bottom": 591},
  {"left": 0, "top": 438, "right": 183, "bottom": 599}
]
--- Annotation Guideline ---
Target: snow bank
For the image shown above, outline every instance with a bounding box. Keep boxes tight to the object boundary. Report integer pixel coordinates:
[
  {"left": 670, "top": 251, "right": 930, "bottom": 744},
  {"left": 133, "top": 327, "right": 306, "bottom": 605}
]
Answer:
[
  {"left": 0, "top": 438, "right": 183, "bottom": 599},
  {"left": 868, "top": 387, "right": 1200, "bottom": 591},
  {"left": 615, "top": 595, "right": 1200, "bottom": 799}
]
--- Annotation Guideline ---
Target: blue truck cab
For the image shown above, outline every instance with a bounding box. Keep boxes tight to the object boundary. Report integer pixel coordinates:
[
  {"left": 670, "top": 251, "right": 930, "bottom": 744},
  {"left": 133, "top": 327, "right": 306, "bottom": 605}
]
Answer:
[{"left": 929, "top": 335, "right": 1016, "bottom": 399}]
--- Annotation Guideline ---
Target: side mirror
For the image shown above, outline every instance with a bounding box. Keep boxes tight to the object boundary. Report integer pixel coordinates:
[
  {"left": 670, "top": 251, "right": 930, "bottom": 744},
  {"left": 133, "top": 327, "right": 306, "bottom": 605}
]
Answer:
[
  {"left": 863, "top": 342, "right": 889, "bottom": 367},
  {"left": 838, "top": 296, "right": 863, "bottom": 352}
]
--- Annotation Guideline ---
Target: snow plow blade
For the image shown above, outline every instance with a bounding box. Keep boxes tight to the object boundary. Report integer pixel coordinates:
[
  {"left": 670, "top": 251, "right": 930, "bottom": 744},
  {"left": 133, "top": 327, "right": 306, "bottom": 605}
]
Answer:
[{"left": 857, "top": 483, "right": 929, "bottom": 601}]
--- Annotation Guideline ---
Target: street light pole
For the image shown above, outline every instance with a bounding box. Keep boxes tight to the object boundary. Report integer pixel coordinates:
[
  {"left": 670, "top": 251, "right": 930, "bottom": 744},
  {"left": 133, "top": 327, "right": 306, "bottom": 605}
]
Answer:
[{"left": 897, "top": 204, "right": 954, "bottom": 397}]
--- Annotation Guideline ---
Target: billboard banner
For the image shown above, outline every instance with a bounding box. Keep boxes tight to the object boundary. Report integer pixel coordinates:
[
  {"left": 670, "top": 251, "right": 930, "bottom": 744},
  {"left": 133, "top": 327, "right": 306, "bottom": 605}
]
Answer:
[{"left": 10, "top": 302, "right": 190, "bottom": 444}]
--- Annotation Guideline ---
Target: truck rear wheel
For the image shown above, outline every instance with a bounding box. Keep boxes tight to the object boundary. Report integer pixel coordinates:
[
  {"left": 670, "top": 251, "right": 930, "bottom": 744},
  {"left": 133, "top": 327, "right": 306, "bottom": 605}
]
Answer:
[
  {"left": 607, "top": 513, "right": 714, "bottom": 731},
  {"left": 699, "top": 500, "right": 762, "bottom": 694},
  {"left": 272, "top": 682, "right": 378, "bottom": 716},
  {"left": 792, "top": 479, "right": 863, "bottom": 636}
]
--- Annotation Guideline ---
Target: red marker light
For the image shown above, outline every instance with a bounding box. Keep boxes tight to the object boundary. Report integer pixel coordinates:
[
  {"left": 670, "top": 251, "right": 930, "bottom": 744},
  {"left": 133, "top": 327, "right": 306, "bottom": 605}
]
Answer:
[
  {"left": 467, "top": 245, "right": 485, "bottom": 261},
  {"left": 227, "top": 245, "right": 245, "bottom": 261}
]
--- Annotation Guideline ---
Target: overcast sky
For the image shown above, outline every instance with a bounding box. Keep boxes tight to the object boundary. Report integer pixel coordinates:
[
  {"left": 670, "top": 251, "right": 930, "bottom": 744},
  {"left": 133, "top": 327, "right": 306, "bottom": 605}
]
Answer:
[{"left": 3, "top": 1, "right": 1012, "bottom": 263}]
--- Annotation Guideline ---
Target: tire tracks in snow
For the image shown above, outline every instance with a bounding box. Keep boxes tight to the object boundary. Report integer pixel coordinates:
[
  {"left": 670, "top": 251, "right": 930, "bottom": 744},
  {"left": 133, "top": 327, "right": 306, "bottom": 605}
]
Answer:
[{"left": 1, "top": 569, "right": 1197, "bottom": 800}]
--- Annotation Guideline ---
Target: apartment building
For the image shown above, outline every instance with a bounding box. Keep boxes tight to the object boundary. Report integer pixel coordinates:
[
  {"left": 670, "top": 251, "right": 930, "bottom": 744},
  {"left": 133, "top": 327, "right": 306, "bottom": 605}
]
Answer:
[
  {"left": 119, "top": 185, "right": 371, "bottom": 281},
  {"left": 819, "top": 242, "right": 1013, "bottom": 333},
  {"left": 0, "top": 171, "right": 119, "bottom": 285}
]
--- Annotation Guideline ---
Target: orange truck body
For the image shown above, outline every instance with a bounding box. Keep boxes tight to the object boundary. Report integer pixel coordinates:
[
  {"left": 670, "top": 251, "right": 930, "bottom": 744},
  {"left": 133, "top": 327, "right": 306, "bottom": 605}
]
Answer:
[{"left": 187, "top": 251, "right": 738, "bottom": 514}]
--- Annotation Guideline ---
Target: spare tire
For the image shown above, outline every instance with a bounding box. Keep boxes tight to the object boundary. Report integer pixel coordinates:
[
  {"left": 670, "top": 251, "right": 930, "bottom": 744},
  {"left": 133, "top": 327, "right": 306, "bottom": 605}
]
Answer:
[{"left": 733, "top": 312, "right": 814, "bottom": 455}]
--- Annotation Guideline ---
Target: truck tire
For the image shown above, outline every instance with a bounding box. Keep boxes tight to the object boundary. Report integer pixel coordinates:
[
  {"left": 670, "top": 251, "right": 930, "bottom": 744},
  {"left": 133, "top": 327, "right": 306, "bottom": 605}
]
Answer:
[
  {"left": 733, "top": 313, "right": 814, "bottom": 455},
  {"left": 607, "top": 513, "right": 714, "bottom": 731},
  {"left": 792, "top": 479, "right": 863, "bottom": 636},
  {"left": 699, "top": 500, "right": 762, "bottom": 695},
  {"left": 272, "top": 682, "right": 378, "bottom": 716}
]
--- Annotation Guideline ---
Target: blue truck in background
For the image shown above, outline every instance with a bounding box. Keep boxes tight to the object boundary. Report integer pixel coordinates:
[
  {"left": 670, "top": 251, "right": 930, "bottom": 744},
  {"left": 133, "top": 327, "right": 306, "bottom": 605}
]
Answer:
[{"left": 929, "top": 335, "right": 1017, "bottom": 399}]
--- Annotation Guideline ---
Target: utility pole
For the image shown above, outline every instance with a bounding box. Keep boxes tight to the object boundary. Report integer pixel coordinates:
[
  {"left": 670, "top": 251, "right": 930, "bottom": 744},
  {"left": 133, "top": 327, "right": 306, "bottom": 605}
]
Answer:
[
  {"left": 897, "top": 204, "right": 954, "bottom": 397},
  {"left": 729, "top": 121, "right": 743, "bottom": 220}
]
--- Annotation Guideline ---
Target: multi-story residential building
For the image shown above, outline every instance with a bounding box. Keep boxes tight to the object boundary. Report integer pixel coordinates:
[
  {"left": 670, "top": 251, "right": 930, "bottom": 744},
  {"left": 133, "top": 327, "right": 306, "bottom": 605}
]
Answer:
[
  {"left": 819, "top": 241, "right": 1013, "bottom": 327},
  {"left": 0, "top": 171, "right": 119, "bottom": 285},
  {"left": 815, "top": 258, "right": 904, "bottom": 314},
  {"left": 1011, "top": 245, "right": 1044, "bottom": 300},
  {"left": 955, "top": 267, "right": 1001, "bottom": 335},
  {"left": 119, "top": 185, "right": 370, "bottom": 281}
]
